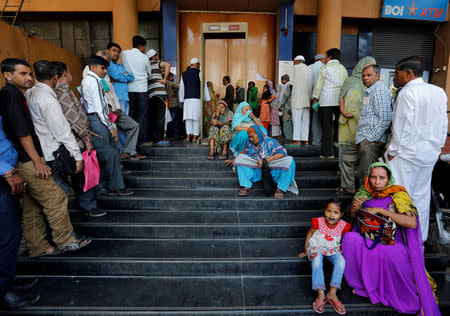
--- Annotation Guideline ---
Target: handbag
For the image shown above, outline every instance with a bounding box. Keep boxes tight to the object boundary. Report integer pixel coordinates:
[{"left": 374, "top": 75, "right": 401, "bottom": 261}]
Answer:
[
  {"left": 357, "top": 209, "right": 397, "bottom": 249},
  {"left": 82, "top": 150, "right": 100, "bottom": 192},
  {"left": 52, "top": 144, "right": 76, "bottom": 176}
]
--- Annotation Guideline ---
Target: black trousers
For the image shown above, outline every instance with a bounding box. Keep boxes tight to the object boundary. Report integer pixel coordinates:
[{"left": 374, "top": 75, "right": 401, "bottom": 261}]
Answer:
[
  {"left": 0, "top": 181, "right": 22, "bottom": 298},
  {"left": 129, "top": 92, "right": 150, "bottom": 145},
  {"left": 318, "top": 106, "right": 338, "bottom": 156},
  {"left": 149, "top": 95, "right": 166, "bottom": 143}
]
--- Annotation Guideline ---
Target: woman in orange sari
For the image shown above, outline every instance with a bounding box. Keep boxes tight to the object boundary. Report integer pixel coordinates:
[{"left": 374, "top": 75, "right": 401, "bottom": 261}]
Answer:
[{"left": 259, "top": 84, "right": 276, "bottom": 132}]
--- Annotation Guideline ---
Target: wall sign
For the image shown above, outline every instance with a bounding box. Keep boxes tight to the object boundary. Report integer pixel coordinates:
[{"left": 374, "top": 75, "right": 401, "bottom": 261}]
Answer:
[{"left": 381, "top": 0, "right": 448, "bottom": 22}]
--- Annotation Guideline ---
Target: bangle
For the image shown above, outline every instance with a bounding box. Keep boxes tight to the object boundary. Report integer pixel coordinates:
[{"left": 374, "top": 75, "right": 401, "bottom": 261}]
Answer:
[{"left": 3, "top": 168, "right": 15, "bottom": 178}]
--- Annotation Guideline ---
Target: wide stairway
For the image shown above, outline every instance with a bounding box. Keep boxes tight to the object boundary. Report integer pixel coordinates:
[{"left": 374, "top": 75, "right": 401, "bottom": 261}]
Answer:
[{"left": 8, "top": 143, "right": 450, "bottom": 315}]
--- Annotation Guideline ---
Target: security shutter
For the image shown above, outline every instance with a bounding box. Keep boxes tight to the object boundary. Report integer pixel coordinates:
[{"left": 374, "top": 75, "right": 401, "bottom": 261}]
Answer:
[{"left": 372, "top": 23, "right": 435, "bottom": 69}]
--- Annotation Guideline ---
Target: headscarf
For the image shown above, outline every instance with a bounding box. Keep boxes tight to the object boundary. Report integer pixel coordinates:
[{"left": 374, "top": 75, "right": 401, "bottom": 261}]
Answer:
[
  {"left": 216, "top": 100, "right": 230, "bottom": 122},
  {"left": 261, "top": 84, "right": 272, "bottom": 100},
  {"left": 246, "top": 125, "right": 286, "bottom": 160},
  {"left": 266, "top": 80, "right": 276, "bottom": 94},
  {"left": 355, "top": 162, "right": 439, "bottom": 314},
  {"left": 206, "top": 81, "right": 217, "bottom": 122},
  {"left": 338, "top": 56, "right": 376, "bottom": 144},
  {"left": 354, "top": 162, "right": 418, "bottom": 216},
  {"left": 232, "top": 102, "right": 252, "bottom": 132}
]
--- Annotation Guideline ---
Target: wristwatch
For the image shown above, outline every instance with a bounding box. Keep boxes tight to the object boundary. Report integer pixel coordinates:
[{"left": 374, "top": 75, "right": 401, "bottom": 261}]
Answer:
[{"left": 3, "top": 168, "right": 15, "bottom": 179}]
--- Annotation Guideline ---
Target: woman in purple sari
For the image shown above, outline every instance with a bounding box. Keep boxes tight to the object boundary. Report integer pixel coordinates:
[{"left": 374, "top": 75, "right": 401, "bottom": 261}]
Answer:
[{"left": 342, "top": 162, "right": 440, "bottom": 315}]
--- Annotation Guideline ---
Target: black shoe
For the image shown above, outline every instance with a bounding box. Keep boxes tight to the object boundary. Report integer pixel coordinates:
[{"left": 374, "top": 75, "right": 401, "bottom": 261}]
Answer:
[
  {"left": 83, "top": 208, "right": 107, "bottom": 217},
  {"left": 121, "top": 168, "right": 132, "bottom": 175},
  {"left": 107, "top": 189, "right": 134, "bottom": 196},
  {"left": 10, "top": 278, "right": 38, "bottom": 292},
  {"left": 1, "top": 291, "right": 40, "bottom": 310}
]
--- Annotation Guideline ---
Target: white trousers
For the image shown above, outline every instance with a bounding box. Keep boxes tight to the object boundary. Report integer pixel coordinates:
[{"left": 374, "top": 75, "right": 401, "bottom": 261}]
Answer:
[
  {"left": 185, "top": 119, "right": 200, "bottom": 136},
  {"left": 292, "top": 107, "right": 310, "bottom": 141},
  {"left": 388, "top": 156, "right": 433, "bottom": 241}
]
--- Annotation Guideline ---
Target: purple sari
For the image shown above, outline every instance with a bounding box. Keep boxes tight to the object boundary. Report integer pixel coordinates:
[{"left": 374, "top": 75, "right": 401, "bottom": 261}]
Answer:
[{"left": 342, "top": 196, "right": 441, "bottom": 315}]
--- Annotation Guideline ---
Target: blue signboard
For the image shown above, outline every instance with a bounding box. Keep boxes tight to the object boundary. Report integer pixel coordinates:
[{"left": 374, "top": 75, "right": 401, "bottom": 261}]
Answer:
[{"left": 381, "top": 0, "right": 448, "bottom": 22}]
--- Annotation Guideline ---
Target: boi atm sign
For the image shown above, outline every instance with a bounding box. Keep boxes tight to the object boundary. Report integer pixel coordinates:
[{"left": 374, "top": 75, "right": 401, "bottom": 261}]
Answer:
[{"left": 382, "top": 0, "right": 448, "bottom": 22}]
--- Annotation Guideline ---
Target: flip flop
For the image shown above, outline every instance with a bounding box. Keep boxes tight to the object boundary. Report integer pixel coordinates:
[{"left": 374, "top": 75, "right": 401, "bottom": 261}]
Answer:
[
  {"left": 312, "top": 298, "right": 327, "bottom": 314},
  {"left": 238, "top": 187, "right": 253, "bottom": 197},
  {"left": 328, "top": 298, "right": 346, "bottom": 315},
  {"left": 208, "top": 154, "right": 215, "bottom": 160},
  {"left": 218, "top": 155, "right": 228, "bottom": 160},
  {"left": 274, "top": 189, "right": 284, "bottom": 199}
]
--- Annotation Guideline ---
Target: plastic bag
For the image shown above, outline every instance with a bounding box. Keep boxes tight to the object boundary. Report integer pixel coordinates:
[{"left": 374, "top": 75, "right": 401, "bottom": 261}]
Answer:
[{"left": 82, "top": 150, "right": 100, "bottom": 192}]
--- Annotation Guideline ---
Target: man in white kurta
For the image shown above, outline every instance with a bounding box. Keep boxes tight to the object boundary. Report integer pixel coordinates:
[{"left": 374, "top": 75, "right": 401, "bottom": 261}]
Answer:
[
  {"left": 178, "top": 58, "right": 210, "bottom": 142},
  {"left": 290, "top": 55, "right": 313, "bottom": 145},
  {"left": 308, "top": 54, "right": 326, "bottom": 145},
  {"left": 387, "top": 56, "right": 448, "bottom": 241}
]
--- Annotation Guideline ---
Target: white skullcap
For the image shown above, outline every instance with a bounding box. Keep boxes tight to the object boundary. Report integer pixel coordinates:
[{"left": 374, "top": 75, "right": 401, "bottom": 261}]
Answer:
[
  {"left": 146, "top": 49, "right": 157, "bottom": 58},
  {"left": 294, "top": 55, "right": 305, "bottom": 61},
  {"left": 314, "top": 54, "right": 325, "bottom": 60},
  {"left": 190, "top": 57, "right": 199, "bottom": 64}
]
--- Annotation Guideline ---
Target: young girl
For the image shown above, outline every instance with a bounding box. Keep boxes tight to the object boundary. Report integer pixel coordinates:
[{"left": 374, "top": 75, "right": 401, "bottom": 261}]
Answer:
[
  {"left": 259, "top": 84, "right": 276, "bottom": 132},
  {"left": 299, "top": 200, "right": 350, "bottom": 315}
]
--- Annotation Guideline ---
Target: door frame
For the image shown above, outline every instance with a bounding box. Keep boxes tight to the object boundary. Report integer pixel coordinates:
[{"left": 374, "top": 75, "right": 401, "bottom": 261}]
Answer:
[{"left": 199, "top": 22, "right": 248, "bottom": 142}]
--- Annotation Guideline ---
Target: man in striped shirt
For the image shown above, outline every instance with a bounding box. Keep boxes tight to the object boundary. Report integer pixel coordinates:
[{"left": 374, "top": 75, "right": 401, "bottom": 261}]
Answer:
[
  {"left": 146, "top": 49, "right": 170, "bottom": 145},
  {"left": 312, "top": 48, "right": 348, "bottom": 158}
]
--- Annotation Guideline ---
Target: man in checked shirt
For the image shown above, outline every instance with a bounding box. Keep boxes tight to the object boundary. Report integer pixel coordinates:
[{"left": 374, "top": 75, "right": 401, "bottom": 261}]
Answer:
[{"left": 341, "top": 64, "right": 392, "bottom": 188}]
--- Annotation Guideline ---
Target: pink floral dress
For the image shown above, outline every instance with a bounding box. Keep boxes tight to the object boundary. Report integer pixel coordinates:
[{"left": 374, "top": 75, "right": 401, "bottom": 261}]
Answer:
[{"left": 308, "top": 217, "right": 350, "bottom": 259}]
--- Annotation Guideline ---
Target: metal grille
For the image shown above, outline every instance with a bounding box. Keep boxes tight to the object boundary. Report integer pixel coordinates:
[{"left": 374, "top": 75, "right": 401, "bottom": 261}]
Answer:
[
  {"left": 340, "top": 34, "right": 358, "bottom": 68},
  {"left": 372, "top": 24, "right": 435, "bottom": 69},
  {"left": 138, "top": 14, "right": 163, "bottom": 58},
  {"left": 16, "top": 13, "right": 163, "bottom": 59}
]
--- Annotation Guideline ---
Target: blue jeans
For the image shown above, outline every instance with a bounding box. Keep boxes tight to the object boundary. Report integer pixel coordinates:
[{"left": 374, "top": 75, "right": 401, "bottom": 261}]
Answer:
[
  {"left": 166, "top": 107, "right": 179, "bottom": 139},
  {"left": 119, "top": 100, "right": 130, "bottom": 115},
  {"left": 311, "top": 253, "right": 345, "bottom": 291}
]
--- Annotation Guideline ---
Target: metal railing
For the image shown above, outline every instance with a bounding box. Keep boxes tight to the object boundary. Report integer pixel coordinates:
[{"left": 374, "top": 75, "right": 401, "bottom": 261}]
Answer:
[{"left": 0, "top": 0, "right": 24, "bottom": 26}]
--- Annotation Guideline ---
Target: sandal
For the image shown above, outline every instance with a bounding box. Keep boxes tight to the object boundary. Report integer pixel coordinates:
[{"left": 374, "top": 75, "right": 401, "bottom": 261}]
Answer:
[
  {"left": 328, "top": 298, "right": 346, "bottom": 315},
  {"left": 238, "top": 187, "right": 253, "bottom": 196},
  {"left": 63, "top": 237, "right": 92, "bottom": 252},
  {"left": 29, "top": 247, "right": 63, "bottom": 259},
  {"left": 336, "top": 187, "right": 355, "bottom": 194},
  {"left": 218, "top": 154, "right": 228, "bottom": 160},
  {"left": 274, "top": 189, "right": 284, "bottom": 199},
  {"left": 208, "top": 154, "right": 215, "bottom": 160},
  {"left": 312, "top": 298, "right": 327, "bottom": 314}
]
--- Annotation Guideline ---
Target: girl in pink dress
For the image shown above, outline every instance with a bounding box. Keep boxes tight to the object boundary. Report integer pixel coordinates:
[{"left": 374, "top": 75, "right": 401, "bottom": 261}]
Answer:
[{"left": 299, "top": 200, "right": 351, "bottom": 314}]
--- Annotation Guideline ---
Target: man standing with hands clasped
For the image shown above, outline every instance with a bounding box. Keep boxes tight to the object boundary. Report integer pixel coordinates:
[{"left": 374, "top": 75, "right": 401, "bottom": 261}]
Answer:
[{"left": 387, "top": 56, "right": 448, "bottom": 241}]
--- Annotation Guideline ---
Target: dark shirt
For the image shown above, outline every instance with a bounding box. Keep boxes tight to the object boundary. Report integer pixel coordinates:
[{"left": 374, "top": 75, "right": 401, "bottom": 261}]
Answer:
[
  {"left": 235, "top": 87, "right": 245, "bottom": 104},
  {"left": 0, "top": 82, "right": 43, "bottom": 163},
  {"left": 223, "top": 84, "right": 235, "bottom": 110}
]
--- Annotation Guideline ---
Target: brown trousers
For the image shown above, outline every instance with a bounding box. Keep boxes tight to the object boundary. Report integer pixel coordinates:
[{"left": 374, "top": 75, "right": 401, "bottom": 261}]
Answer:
[{"left": 17, "top": 160, "right": 74, "bottom": 257}]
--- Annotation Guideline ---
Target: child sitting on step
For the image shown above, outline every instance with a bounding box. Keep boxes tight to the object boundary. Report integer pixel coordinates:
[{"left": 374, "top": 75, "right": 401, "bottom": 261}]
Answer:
[{"left": 299, "top": 200, "right": 350, "bottom": 315}]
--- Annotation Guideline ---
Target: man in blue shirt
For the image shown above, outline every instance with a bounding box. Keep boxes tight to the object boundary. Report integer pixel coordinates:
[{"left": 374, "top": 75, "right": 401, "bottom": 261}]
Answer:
[
  {"left": 0, "top": 116, "right": 40, "bottom": 309},
  {"left": 106, "top": 42, "right": 134, "bottom": 116}
]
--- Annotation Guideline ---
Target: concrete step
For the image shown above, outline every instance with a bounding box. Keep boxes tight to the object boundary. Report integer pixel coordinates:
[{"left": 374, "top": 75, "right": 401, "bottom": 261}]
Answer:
[
  {"left": 124, "top": 172, "right": 339, "bottom": 189},
  {"left": 123, "top": 157, "right": 339, "bottom": 172},
  {"left": 3, "top": 273, "right": 449, "bottom": 315}
]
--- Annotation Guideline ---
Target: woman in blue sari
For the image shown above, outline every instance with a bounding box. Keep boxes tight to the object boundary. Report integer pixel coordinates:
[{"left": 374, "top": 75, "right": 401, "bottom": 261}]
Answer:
[
  {"left": 228, "top": 102, "right": 266, "bottom": 158},
  {"left": 234, "top": 125, "right": 298, "bottom": 199}
]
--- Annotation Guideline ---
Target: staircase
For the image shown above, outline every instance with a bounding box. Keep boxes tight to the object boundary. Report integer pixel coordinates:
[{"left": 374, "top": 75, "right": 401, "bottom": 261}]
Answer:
[{"left": 7, "top": 143, "right": 450, "bottom": 315}]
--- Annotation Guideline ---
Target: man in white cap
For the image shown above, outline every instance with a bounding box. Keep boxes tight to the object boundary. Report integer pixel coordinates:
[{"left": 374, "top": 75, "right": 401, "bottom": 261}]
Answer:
[
  {"left": 308, "top": 54, "right": 326, "bottom": 146},
  {"left": 121, "top": 35, "right": 152, "bottom": 145},
  {"left": 289, "top": 55, "right": 313, "bottom": 146},
  {"left": 178, "top": 58, "right": 210, "bottom": 142},
  {"left": 147, "top": 48, "right": 171, "bottom": 145}
]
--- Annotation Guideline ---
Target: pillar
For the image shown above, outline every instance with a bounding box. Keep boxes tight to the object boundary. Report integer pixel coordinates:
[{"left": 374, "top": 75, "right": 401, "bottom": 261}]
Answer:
[
  {"left": 162, "top": 0, "right": 177, "bottom": 77},
  {"left": 112, "top": 0, "right": 138, "bottom": 50},
  {"left": 316, "top": 0, "right": 342, "bottom": 54}
]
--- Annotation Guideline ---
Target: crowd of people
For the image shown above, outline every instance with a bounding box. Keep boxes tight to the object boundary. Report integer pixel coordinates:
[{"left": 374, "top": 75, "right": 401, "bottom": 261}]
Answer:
[{"left": 0, "top": 32, "right": 448, "bottom": 315}]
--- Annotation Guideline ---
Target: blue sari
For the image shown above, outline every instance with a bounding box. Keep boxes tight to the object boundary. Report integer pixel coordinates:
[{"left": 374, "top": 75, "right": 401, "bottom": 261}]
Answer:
[
  {"left": 230, "top": 102, "right": 267, "bottom": 156},
  {"left": 237, "top": 125, "right": 297, "bottom": 193}
]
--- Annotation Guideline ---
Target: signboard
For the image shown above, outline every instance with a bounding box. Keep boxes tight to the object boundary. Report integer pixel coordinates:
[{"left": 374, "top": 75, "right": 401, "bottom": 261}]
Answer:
[{"left": 381, "top": 0, "right": 448, "bottom": 22}]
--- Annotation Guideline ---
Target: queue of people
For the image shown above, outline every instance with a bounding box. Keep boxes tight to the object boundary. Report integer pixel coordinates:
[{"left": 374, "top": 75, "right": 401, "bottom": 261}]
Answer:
[{"left": 0, "top": 34, "right": 448, "bottom": 316}]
